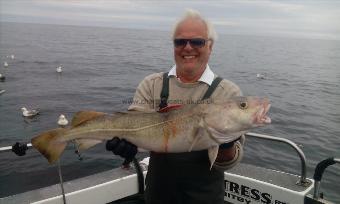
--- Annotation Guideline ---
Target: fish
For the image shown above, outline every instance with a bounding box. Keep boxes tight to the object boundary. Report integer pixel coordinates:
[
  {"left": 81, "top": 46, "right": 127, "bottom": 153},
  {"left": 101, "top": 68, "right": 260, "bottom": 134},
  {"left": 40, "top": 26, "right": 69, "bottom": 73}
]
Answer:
[{"left": 31, "top": 96, "right": 271, "bottom": 167}]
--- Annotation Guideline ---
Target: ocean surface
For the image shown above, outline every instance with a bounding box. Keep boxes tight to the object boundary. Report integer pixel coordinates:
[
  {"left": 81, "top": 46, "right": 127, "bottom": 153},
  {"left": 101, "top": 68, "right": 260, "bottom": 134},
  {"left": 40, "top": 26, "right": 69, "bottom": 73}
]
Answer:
[{"left": 0, "top": 22, "right": 339, "bottom": 202}]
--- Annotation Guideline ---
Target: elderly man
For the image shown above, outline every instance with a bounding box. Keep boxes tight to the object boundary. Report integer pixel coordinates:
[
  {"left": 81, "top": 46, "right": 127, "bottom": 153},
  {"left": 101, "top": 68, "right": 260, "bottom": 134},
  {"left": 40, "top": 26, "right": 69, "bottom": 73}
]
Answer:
[{"left": 107, "top": 9, "right": 244, "bottom": 204}]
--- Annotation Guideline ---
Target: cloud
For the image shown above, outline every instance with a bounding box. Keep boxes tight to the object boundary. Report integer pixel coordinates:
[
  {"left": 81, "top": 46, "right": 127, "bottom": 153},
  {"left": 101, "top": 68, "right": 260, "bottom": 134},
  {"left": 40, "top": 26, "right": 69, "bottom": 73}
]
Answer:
[{"left": 1, "top": 0, "right": 339, "bottom": 40}]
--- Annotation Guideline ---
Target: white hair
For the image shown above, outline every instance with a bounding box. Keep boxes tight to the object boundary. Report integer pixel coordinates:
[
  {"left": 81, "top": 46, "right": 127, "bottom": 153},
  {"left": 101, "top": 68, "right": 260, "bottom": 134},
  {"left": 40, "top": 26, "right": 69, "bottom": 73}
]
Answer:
[{"left": 171, "top": 9, "right": 218, "bottom": 42}]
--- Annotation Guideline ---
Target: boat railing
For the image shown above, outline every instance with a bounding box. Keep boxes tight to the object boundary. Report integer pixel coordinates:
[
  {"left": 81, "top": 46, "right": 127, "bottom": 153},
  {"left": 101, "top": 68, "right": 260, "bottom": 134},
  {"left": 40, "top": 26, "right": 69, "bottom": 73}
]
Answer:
[
  {"left": 312, "top": 157, "right": 340, "bottom": 200},
  {"left": 0, "top": 143, "right": 32, "bottom": 152},
  {"left": 245, "top": 132, "right": 309, "bottom": 186},
  {"left": 1, "top": 132, "right": 309, "bottom": 186}
]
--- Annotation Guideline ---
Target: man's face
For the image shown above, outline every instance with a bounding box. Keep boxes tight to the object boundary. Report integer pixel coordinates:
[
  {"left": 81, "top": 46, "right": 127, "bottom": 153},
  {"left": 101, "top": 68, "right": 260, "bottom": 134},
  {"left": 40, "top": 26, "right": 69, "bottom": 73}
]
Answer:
[{"left": 174, "top": 18, "right": 212, "bottom": 76}]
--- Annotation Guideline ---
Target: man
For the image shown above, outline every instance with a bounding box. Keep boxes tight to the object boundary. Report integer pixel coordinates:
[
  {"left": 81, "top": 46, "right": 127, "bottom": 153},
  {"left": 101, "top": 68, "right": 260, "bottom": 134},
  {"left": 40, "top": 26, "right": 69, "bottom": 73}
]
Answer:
[{"left": 107, "top": 9, "right": 244, "bottom": 204}]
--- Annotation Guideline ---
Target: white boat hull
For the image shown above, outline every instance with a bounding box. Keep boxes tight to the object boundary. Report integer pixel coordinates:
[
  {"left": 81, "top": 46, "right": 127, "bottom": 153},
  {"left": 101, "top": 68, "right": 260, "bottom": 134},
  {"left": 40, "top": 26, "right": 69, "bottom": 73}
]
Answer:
[{"left": 1, "top": 162, "right": 315, "bottom": 204}]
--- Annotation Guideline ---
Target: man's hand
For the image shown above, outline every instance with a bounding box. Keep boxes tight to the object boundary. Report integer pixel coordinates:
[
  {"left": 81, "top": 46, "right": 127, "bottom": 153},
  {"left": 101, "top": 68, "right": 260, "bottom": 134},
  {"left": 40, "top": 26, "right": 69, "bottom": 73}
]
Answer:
[
  {"left": 216, "top": 142, "right": 236, "bottom": 162},
  {"left": 214, "top": 135, "right": 245, "bottom": 170},
  {"left": 106, "top": 137, "right": 138, "bottom": 166}
]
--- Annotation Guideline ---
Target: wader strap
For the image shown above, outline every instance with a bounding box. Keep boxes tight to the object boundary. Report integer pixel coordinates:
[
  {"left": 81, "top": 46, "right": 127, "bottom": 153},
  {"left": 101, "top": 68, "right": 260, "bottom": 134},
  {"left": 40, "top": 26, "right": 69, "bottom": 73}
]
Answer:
[
  {"left": 202, "top": 76, "right": 223, "bottom": 100},
  {"left": 159, "top": 72, "right": 169, "bottom": 109},
  {"left": 159, "top": 73, "right": 223, "bottom": 109}
]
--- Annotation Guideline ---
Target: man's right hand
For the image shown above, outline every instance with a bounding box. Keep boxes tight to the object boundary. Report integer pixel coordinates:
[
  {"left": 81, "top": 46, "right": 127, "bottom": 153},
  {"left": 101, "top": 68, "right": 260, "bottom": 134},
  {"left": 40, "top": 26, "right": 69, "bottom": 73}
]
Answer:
[{"left": 106, "top": 137, "right": 138, "bottom": 166}]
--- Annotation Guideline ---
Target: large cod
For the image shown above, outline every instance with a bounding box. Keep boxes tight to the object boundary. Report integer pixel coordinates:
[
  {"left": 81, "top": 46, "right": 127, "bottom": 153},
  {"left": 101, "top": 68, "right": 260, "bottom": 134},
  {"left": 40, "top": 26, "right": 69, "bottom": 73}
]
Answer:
[{"left": 31, "top": 96, "right": 271, "bottom": 167}]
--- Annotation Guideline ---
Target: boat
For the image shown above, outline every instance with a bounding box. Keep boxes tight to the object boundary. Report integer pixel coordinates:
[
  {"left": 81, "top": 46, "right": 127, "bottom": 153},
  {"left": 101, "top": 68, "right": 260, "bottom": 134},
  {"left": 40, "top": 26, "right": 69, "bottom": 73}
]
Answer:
[{"left": 0, "top": 132, "right": 338, "bottom": 204}]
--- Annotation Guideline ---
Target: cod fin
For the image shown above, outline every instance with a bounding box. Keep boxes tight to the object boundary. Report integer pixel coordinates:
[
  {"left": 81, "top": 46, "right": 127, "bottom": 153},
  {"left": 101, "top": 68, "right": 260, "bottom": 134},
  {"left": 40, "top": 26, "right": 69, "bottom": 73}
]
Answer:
[
  {"left": 31, "top": 128, "right": 68, "bottom": 164},
  {"left": 208, "top": 146, "right": 219, "bottom": 170},
  {"left": 74, "top": 139, "right": 102, "bottom": 151},
  {"left": 71, "top": 111, "right": 106, "bottom": 127}
]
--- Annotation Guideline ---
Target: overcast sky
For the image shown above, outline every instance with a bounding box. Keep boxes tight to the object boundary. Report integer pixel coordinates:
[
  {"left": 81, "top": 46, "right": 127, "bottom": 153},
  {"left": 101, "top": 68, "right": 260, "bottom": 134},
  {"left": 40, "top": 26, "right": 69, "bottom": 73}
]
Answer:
[{"left": 1, "top": 0, "right": 340, "bottom": 40}]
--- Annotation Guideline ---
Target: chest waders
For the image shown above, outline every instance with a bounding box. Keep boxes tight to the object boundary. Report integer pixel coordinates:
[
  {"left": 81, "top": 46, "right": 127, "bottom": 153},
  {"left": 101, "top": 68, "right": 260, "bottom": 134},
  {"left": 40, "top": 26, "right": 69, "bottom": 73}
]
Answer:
[{"left": 145, "top": 73, "right": 225, "bottom": 204}]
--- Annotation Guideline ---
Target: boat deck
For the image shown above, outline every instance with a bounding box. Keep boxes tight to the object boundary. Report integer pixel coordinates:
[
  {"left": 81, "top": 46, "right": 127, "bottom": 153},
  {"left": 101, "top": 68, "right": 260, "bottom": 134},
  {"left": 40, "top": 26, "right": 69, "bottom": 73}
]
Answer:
[
  {"left": 228, "top": 163, "right": 312, "bottom": 192},
  {"left": 1, "top": 167, "right": 139, "bottom": 204},
  {"left": 1, "top": 162, "right": 313, "bottom": 204}
]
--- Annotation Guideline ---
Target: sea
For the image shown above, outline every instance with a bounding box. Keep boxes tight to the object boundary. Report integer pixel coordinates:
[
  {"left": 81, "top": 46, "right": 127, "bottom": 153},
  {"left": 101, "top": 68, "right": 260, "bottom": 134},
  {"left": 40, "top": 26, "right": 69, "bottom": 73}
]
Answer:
[{"left": 0, "top": 22, "right": 339, "bottom": 203}]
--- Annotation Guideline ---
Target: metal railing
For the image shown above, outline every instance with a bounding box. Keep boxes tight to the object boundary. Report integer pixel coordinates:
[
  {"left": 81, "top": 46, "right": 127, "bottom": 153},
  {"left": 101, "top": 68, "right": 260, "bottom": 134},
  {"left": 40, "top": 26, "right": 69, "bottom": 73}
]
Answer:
[
  {"left": 0, "top": 143, "right": 32, "bottom": 152},
  {"left": 313, "top": 157, "right": 340, "bottom": 199},
  {"left": 245, "top": 132, "right": 309, "bottom": 186},
  {"left": 1, "top": 132, "right": 309, "bottom": 186}
]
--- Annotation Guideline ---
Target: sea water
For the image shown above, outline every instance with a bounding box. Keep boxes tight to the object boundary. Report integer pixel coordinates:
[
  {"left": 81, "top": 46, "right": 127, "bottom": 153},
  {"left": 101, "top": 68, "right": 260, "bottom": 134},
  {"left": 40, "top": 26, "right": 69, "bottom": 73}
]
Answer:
[{"left": 0, "top": 22, "right": 339, "bottom": 202}]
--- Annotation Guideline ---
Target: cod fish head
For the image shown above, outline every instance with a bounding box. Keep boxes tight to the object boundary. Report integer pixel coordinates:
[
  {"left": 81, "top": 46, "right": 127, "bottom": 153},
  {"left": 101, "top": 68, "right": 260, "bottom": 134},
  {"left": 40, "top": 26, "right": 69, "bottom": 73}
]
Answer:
[{"left": 202, "top": 96, "right": 271, "bottom": 141}]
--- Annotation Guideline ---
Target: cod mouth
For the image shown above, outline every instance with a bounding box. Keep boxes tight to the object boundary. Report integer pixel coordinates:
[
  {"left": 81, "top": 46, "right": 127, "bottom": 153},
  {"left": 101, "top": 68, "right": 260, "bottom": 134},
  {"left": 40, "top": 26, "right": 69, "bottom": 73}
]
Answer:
[{"left": 254, "top": 102, "right": 271, "bottom": 125}]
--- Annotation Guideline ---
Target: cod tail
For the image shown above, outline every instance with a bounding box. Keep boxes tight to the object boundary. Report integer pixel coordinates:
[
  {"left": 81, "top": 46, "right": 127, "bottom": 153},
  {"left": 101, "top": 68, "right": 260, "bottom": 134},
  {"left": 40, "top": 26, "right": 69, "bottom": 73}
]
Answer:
[{"left": 31, "top": 128, "right": 68, "bottom": 164}]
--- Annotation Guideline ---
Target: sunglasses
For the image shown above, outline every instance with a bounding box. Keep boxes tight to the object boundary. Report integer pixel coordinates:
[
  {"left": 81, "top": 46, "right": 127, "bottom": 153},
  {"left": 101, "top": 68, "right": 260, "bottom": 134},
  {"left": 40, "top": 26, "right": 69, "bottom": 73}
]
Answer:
[{"left": 173, "top": 38, "right": 208, "bottom": 48}]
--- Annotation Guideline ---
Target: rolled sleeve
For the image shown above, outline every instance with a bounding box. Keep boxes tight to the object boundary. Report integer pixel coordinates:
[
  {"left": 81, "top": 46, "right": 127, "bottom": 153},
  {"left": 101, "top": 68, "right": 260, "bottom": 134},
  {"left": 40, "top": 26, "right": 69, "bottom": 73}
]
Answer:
[{"left": 213, "top": 135, "right": 245, "bottom": 171}]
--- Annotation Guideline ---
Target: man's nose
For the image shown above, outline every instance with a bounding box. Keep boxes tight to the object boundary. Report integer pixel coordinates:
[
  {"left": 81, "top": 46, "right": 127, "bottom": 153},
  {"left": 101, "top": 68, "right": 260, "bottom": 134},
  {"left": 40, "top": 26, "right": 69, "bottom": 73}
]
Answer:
[{"left": 183, "top": 41, "right": 194, "bottom": 50}]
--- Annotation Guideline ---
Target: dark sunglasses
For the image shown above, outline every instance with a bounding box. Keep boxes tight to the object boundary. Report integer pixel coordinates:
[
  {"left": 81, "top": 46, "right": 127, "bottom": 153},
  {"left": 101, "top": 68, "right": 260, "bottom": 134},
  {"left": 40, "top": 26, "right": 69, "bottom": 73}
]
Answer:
[{"left": 173, "top": 38, "right": 208, "bottom": 48}]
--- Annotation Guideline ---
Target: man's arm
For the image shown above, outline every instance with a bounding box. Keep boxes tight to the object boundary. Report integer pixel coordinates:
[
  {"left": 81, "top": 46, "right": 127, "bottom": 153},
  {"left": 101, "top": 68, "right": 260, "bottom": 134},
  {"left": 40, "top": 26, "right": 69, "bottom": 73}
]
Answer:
[
  {"left": 212, "top": 79, "right": 244, "bottom": 170},
  {"left": 128, "top": 74, "right": 156, "bottom": 111},
  {"left": 107, "top": 75, "right": 156, "bottom": 165}
]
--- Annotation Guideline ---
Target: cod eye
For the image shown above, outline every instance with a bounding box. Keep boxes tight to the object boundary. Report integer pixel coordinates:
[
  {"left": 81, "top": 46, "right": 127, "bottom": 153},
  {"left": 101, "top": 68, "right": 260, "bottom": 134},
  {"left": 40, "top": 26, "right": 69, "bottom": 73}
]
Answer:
[{"left": 239, "top": 101, "right": 248, "bottom": 109}]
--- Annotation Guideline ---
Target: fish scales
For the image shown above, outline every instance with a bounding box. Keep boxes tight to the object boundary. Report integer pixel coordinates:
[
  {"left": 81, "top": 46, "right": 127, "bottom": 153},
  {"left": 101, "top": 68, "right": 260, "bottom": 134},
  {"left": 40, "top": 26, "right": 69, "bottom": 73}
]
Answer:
[{"left": 64, "top": 106, "right": 202, "bottom": 152}]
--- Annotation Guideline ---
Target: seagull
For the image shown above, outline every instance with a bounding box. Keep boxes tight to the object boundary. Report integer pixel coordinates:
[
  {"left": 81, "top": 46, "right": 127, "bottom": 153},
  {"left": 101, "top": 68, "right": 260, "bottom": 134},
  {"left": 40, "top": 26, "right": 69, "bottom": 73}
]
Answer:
[
  {"left": 21, "top": 107, "right": 39, "bottom": 118},
  {"left": 58, "top": 114, "right": 69, "bottom": 127},
  {"left": 256, "top": 73, "right": 266, "bottom": 79},
  {"left": 4, "top": 62, "right": 8, "bottom": 67},
  {"left": 10, "top": 55, "right": 15, "bottom": 60},
  {"left": 56, "top": 65, "right": 63, "bottom": 73},
  {"left": 0, "top": 89, "right": 5, "bottom": 95},
  {"left": 0, "top": 73, "right": 5, "bottom": 82}
]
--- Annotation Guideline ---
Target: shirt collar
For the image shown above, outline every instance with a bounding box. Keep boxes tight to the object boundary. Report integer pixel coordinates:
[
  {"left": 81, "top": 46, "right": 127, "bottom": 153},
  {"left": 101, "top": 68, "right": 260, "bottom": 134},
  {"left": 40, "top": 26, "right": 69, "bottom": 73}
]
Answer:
[{"left": 168, "top": 64, "right": 214, "bottom": 86}]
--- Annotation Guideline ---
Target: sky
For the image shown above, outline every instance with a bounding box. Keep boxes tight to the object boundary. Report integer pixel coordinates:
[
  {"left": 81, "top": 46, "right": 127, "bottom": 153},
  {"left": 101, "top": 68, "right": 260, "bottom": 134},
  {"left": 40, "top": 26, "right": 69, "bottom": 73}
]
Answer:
[{"left": 1, "top": 0, "right": 340, "bottom": 40}]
